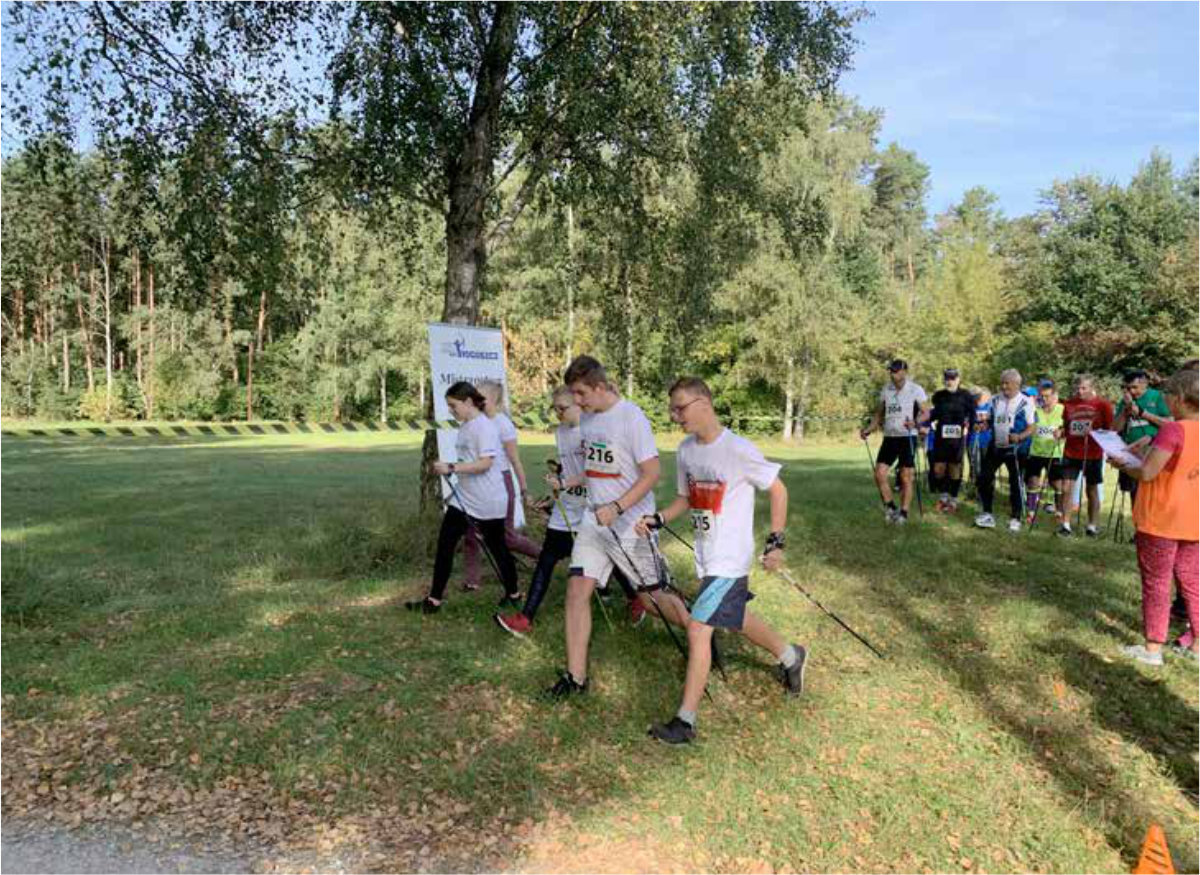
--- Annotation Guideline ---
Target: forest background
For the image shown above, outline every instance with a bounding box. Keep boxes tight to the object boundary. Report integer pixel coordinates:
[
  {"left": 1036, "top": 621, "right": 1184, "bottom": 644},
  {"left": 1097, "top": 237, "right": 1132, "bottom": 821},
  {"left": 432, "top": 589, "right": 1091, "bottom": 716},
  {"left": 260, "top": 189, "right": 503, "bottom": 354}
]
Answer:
[{"left": 2, "top": 3, "right": 1197, "bottom": 439}]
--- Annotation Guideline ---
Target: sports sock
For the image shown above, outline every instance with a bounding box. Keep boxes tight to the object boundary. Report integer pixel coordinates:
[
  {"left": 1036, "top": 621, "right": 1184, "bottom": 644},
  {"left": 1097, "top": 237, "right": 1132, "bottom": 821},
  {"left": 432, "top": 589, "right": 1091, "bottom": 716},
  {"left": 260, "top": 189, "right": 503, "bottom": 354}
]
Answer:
[
  {"left": 677, "top": 708, "right": 697, "bottom": 726},
  {"left": 949, "top": 479, "right": 962, "bottom": 498},
  {"left": 886, "top": 500, "right": 898, "bottom": 511},
  {"left": 779, "top": 644, "right": 798, "bottom": 669}
]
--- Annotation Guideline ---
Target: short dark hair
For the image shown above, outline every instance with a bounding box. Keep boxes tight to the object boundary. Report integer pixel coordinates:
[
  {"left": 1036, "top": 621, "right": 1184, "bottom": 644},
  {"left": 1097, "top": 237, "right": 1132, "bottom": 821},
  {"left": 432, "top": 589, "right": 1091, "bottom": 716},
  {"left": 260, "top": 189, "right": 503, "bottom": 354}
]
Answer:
[
  {"left": 445, "top": 381, "right": 487, "bottom": 410},
  {"left": 668, "top": 376, "right": 712, "bottom": 400},
  {"left": 564, "top": 355, "right": 609, "bottom": 388},
  {"left": 1123, "top": 369, "right": 1149, "bottom": 385},
  {"left": 1164, "top": 368, "right": 1199, "bottom": 409}
]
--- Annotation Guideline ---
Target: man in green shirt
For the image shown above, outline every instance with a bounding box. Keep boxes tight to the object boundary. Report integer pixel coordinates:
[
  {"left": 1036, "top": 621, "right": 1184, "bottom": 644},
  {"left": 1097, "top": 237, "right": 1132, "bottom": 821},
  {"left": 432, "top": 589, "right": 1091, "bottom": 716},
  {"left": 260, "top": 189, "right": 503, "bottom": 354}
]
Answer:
[
  {"left": 1024, "top": 379, "right": 1066, "bottom": 525},
  {"left": 1114, "top": 369, "right": 1172, "bottom": 504}
]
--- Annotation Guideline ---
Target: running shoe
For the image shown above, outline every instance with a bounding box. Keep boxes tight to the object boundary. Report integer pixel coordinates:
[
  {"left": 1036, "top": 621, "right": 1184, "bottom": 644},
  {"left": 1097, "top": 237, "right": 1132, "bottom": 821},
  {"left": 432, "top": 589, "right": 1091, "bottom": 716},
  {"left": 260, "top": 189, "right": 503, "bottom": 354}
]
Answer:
[
  {"left": 404, "top": 597, "right": 442, "bottom": 615},
  {"left": 893, "top": 511, "right": 909, "bottom": 526},
  {"left": 974, "top": 513, "right": 996, "bottom": 529},
  {"left": 1007, "top": 518, "right": 1022, "bottom": 533},
  {"left": 648, "top": 716, "right": 696, "bottom": 745},
  {"left": 1056, "top": 524, "right": 1072, "bottom": 538},
  {"left": 1119, "top": 644, "right": 1163, "bottom": 666},
  {"left": 543, "top": 671, "right": 588, "bottom": 701},
  {"left": 494, "top": 612, "right": 532, "bottom": 638},
  {"left": 778, "top": 644, "right": 808, "bottom": 697},
  {"left": 1085, "top": 525, "right": 1099, "bottom": 538}
]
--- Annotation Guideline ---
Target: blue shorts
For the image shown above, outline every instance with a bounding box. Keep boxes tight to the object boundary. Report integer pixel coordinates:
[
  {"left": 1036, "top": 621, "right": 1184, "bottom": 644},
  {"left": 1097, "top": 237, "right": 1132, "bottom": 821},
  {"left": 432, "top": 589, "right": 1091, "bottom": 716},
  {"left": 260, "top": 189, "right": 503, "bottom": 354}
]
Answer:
[{"left": 691, "top": 576, "right": 754, "bottom": 630}]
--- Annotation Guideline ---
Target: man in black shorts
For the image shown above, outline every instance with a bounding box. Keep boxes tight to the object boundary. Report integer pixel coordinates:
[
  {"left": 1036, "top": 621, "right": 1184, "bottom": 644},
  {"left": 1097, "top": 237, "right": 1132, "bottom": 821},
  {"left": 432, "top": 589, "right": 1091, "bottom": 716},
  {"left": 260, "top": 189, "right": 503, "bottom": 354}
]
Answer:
[
  {"left": 928, "top": 368, "right": 975, "bottom": 513},
  {"left": 859, "top": 359, "right": 931, "bottom": 525}
]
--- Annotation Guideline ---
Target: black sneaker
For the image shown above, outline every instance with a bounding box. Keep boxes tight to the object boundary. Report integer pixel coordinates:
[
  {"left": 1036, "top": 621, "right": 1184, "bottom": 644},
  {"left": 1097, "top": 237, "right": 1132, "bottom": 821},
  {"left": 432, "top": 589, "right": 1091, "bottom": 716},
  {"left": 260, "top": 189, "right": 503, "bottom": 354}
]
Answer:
[
  {"left": 648, "top": 716, "right": 696, "bottom": 745},
  {"left": 497, "top": 591, "right": 523, "bottom": 610},
  {"left": 1056, "top": 524, "right": 1072, "bottom": 538},
  {"left": 778, "top": 644, "right": 807, "bottom": 697},
  {"left": 1085, "top": 526, "right": 1099, "bottom": 538},
  {"left": 404, "top": 597, "right": 441, "bottom": 615},
  {"left": 543, "top": 670, "right": 588, "bottom": 701}
]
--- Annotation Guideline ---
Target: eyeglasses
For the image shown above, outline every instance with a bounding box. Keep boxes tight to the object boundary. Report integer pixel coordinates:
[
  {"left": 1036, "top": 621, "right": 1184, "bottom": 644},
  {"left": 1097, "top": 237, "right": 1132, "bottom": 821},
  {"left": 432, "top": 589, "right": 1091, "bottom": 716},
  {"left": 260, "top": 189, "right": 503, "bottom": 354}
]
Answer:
[
  {"left": 669, "top": 398, "right": 704, "bottom": 417},
  {"left": 551, "top": 405, "right": 572, "bottom": 415}
]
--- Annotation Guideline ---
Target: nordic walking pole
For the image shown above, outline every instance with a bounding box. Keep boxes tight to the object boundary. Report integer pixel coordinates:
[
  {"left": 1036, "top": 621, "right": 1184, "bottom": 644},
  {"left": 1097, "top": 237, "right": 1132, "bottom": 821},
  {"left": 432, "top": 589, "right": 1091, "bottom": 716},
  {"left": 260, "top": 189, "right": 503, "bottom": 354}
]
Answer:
[
  {"left": 647, "top": 528, "right": 727, "bottom": 683},
  {"left": 608, "top": 526, "right": 712, "bottom": 703},
  {"left": 1027, "top": 440, "right": 1061, "bottom": 532},
  {"left": 770, "top": 565, "right": 886, "bottom": 660},
  {"left": 441, "top": 473, "right": 508, "bottom": 588},
  {"left": 861, "top": 435, "right": 888, "bottom": 511},
  {"left": 546, "top": 460, "right": 614, "bottom": 633},
  {"left": 907, "top": 432, "right": 924, "bottom": 518}
]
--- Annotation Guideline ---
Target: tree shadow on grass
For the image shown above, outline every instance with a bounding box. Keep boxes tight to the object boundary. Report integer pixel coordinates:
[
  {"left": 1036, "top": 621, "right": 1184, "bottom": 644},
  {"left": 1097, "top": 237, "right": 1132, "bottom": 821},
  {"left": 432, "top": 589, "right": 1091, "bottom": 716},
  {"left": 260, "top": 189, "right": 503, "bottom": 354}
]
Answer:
[{"left": 786, "top": 458, "right": 1200, "bottom": 871}]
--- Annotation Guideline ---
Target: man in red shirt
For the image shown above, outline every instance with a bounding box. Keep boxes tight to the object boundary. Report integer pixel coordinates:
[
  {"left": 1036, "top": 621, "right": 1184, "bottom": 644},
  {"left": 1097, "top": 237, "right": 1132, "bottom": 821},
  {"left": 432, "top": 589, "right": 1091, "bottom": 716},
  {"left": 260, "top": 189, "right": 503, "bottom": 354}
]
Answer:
[{"left": 1060, "top": 374, "right": 1115, "bottom": 537}]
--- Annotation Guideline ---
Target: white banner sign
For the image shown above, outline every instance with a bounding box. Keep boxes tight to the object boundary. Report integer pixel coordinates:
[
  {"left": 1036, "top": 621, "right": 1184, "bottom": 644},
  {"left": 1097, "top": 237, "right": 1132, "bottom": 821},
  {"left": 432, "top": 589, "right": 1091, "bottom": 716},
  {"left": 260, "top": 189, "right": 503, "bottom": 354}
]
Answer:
[
  {"left": 426, "top": 322, "right": 524, "bottom": 528},
  {"left": 427, "top": 322, "right": 507, "bottom": 423}
]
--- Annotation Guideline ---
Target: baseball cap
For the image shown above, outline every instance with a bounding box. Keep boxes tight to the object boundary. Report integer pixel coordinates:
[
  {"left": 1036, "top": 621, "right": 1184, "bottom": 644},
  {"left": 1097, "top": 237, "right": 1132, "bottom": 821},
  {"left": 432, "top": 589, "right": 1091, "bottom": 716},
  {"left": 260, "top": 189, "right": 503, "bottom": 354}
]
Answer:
[
  {"left": 1038, "top": 378, "right": 1055, "bottom": 389},
  {"left": 943, "top": 368, "right": 960, "bottom": 379},
  {"left": 887, "top": 359, "right": 908, "bottom": 372}
]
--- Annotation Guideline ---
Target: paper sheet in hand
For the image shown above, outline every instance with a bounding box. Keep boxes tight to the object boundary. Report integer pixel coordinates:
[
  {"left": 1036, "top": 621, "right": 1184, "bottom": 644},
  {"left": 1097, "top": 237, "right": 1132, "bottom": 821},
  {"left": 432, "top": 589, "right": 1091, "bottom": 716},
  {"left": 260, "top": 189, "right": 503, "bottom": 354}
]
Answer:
[{"left": 1089, "top": 429, "right": 1142, "bottom": 468}]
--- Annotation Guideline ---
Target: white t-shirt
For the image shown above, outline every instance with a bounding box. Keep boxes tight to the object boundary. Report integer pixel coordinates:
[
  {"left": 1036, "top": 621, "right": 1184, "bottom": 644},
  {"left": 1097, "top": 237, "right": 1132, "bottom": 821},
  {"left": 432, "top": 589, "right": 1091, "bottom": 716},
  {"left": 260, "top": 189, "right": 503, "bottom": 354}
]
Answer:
[
  {"left": 491, "top": 412, "right": 518, "bottom": 475},
  {"left": 549, "top": 423, "right": 588, "bottom": 532},
  {"left": 580, "top": 399, "right": 658, "bottom": 537},
  {"left": 990, "top": 393, "right": 1036, "bottom": 448},
  {"left": 676, "top": 429, "right": 782, "bottom": 579},
  {"left": 880, "top": 380, "right": 928, "bottom": 437},
  {"left": 450, "top": 415, "right": 507, "bottom": 521}
]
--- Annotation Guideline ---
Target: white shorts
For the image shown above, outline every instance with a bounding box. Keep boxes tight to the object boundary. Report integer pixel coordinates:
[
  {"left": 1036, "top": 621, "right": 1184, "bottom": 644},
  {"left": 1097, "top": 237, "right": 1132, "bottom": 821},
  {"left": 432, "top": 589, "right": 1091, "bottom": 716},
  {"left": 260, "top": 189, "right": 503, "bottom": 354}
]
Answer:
[{"left": 568, "top": 515, "right": 661, "bottom": 590}]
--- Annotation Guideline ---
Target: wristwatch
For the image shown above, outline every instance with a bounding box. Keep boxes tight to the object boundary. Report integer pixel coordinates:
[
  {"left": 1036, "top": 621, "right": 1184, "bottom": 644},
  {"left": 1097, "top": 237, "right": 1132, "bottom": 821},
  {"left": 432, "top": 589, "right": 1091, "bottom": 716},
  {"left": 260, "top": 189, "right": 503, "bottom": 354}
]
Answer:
[{"left": 765, "top": 531, "right": 786, "bottom": 553}]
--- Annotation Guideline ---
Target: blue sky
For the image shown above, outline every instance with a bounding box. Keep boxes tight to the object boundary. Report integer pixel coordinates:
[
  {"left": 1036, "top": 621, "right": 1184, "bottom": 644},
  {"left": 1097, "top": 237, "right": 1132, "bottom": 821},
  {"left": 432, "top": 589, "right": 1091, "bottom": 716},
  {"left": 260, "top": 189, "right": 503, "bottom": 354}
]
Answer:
[{"left": 840, "top": 2, "right": 1199, "bottom": 218}]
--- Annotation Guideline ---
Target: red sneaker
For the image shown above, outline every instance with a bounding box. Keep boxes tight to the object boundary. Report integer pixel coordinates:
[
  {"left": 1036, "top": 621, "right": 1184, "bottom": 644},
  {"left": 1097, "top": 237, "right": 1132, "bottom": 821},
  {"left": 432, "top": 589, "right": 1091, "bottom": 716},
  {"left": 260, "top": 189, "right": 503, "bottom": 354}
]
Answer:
[
  {"left": 629, "top": 598, "right": 646, "bottom": 627},
  {"left": 494, "top": 612, "right": 532, "bottom": 639}
]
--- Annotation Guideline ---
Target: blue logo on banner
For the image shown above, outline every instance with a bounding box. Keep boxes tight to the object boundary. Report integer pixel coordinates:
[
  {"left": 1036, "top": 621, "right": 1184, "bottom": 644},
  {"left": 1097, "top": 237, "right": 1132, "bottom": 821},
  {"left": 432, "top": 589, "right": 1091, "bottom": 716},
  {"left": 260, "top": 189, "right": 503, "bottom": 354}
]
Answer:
[{"left": 441, "top": 335, "right": 500, "bottom": 361}]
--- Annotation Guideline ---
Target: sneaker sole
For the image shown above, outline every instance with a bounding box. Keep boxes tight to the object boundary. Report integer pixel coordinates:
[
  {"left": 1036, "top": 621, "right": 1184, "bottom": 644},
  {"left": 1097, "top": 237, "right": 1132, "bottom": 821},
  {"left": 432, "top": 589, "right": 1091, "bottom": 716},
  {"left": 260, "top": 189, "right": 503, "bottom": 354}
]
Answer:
[
  {"left": 786, "top": 645, "right": 807, "bottom": 697},
  {"left": 493, "top": 614, "right": 530, "bottom": 639}
]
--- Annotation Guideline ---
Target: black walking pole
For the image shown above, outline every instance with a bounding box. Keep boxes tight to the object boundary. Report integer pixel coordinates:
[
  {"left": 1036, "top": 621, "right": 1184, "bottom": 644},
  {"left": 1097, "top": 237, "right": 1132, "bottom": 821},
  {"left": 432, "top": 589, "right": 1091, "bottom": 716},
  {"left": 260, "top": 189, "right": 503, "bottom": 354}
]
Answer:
[
  {"left": 441, "top": 473, "right": 509, "bottom": 591},
  {"left": 606, "top": 527, "right": 712, "bottom": 702},
  {"left": 770, "top": 565, "right": 886, "bottom": 660},
  {"left": 646, "top": 529, "right": 727, "bottom": 683},
  {"left": 547, "top": 461, "right": 615, "bottom": 631}
]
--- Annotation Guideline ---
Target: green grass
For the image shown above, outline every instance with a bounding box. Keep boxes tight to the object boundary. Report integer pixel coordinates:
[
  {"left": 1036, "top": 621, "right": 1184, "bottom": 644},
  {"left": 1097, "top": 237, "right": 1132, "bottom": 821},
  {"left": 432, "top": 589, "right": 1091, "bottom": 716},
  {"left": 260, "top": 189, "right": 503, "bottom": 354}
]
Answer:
[{"left": 2, "top": 429, "right": 1197, "bottom": 873}]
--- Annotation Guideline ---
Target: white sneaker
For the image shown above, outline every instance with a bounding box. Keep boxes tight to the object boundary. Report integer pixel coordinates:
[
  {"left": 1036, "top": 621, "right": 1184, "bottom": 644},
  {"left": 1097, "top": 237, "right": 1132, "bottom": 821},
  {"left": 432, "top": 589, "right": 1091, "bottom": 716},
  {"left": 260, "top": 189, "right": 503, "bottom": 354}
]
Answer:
[
  {"left": 1120, "top": 644, "right": 1164, "bottom": 666},
  {"left": 1085, "top": 525, "right": 1099, "bottom": 538},
  {"left": 974, "top": 513, "right": 996, "bottom": 529},
  {"left": 893, "top": 512, "right": 908, "bottom": 526},
  {"left": 1007, "top": 518, "right": 1022, "bottom": 533}
]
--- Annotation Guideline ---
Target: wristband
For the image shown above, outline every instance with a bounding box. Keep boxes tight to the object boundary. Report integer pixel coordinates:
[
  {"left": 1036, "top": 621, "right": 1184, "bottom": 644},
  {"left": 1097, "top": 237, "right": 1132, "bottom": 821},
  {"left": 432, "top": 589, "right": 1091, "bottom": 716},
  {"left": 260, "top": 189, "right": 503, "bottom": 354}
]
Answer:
[
  {"left": 764, "top": 531, "right": 786, "bottom": 553},
  {"left": 647, "top": 512, "right": 665, "bottom": 530},
  {"left": 448, "top": 463, "right": 456, "bottom": 475},
  {"left": 613, "top": 500, "right": 625, "bottom": 516}
]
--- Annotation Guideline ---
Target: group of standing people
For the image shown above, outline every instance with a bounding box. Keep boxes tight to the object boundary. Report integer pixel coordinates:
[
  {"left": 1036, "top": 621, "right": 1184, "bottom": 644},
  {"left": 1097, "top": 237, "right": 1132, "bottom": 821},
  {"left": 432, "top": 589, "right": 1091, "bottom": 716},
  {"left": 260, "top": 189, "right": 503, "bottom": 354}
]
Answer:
[
  {"left": 862, "top": 358, "right": 1199, "bottom": 666},
  {"left": 408, "top": 356, "right": 807, "bottom": 744}
]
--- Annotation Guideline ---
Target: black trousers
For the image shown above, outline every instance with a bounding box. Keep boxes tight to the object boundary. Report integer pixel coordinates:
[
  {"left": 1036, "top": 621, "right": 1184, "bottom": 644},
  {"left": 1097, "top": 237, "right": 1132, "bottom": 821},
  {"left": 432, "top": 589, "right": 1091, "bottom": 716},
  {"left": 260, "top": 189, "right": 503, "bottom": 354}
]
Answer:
[
  {"left": 431, "top": 506, "right": 516, "bottom": 600},
  {"left": 522, "top": 528, "right": 637, "bottom": 621},
  {"left": 977, "top": 446, "right": 1024, "bottom": 519}
]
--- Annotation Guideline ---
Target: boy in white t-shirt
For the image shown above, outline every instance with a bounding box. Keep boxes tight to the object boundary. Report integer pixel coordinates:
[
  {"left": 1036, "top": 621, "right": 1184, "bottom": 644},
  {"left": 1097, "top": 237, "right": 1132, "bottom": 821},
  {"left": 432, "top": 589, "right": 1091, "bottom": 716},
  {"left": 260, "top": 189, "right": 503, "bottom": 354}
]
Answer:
[
  {"left": 545, "top": 356, "right": 690, "bottom": 700},
  {"left": 635, "top": 377, "right": 807, "bottom": 744}
]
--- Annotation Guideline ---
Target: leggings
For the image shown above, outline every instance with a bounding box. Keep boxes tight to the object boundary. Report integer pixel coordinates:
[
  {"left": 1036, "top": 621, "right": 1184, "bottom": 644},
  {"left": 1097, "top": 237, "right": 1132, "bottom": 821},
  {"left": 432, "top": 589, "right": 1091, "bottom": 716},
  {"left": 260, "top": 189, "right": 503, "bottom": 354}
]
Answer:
[
  {"left": 464, "top": 470, "right": 540, "bottom": 587},
  {"left": 977, "top": 446, "right": 1024, "bottom": 519},
  {"left": 522, "top": 528, "right": 638, "bottom": 621},
  {"left": 1135, "top": 533, "right": 1199, "bottom": 645},
  {"left": 433, "top": 507, "right": 517, "bottom": 601}
]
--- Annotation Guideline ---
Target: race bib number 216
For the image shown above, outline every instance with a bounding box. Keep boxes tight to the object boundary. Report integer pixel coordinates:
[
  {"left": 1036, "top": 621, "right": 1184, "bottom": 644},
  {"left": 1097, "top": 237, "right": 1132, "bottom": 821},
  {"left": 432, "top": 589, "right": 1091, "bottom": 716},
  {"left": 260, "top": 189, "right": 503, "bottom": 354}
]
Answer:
[{"left": 585, "top": 441, "right": 620, "bottom": 478}]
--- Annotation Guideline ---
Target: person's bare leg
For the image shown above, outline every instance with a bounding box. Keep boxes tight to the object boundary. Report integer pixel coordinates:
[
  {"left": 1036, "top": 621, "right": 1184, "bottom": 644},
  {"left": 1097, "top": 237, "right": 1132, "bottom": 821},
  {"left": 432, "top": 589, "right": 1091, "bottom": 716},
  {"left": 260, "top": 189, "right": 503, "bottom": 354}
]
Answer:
[
  {"left": 899, "top": 467, "right": 914, "bottom": 513},
  {"left": 565, "top": 575, "right": 595, "bottom": 681},
  {"left": 741, "top": 609, "right": 788, "bottom": 659},
  {"left": 1087, "top": 484, "right": 1102, "bottom": 527},
  {"left": 638, "top": 589, "right": 690, "bottom": 628},
  {"left": 680, "top": 621, "right": 714, "bottom": 714},
  {"left": 874, "top": 463, "right": 894, "bottom": 506}
]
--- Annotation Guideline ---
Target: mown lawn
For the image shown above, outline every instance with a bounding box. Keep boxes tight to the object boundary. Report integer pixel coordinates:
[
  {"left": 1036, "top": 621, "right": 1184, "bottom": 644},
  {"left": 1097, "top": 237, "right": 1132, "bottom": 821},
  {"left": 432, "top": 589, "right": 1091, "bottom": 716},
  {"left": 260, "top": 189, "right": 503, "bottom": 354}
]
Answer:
[{"left": 2, "top": 429, "right": 1196, "bottom": 873}]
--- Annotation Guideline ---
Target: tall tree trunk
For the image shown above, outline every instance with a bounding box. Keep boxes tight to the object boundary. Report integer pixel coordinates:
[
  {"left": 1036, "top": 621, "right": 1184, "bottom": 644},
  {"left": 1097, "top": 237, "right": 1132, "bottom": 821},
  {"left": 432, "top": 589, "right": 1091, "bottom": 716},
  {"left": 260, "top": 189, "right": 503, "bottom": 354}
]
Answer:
[
  {"left": 565, "top": 202, "right": 576, "bottom": 367},
  {"left": 418, "top": 368, "right": 426, "bottom": 413},
  {"left": 101, "top": 236, "right": 114, "bottom": 418},
  {"left": 256, "top": 287, "right": 268, "bottom": 353},
  {"left": 380, "top": 370, "right": 388, "bottom": 424},
  {"left": 147, "top": 263, "right": 156, "bottom": 418},
  {"left": 794, "top": 351, "right": 812, "bottom": 444},
  {"left": 133, "top": 248, "right": 143, "bottom": 392},
  {"left": 423, "top": 2, "right": 519, "bottom": 511},
  {"left": 622, "top": 262, "right": 634, "bottom": 396},
  {"left": 246, "top": 341, "right": 254, "bottom": 420},
  {"left": 61, "top": 313, "right": 70, "bottom": 394},
  {"left": 14, "top": 285, "right": 25, "bottom": 353},
  {"left": 222, "top": 281, "right": 238, "bottom": 384},
  {"left": 78, "top": 263, "right": 95, "bottom": 393},
  {"left": 782, "top": 355, "right": 795, "bottom": 441}
]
